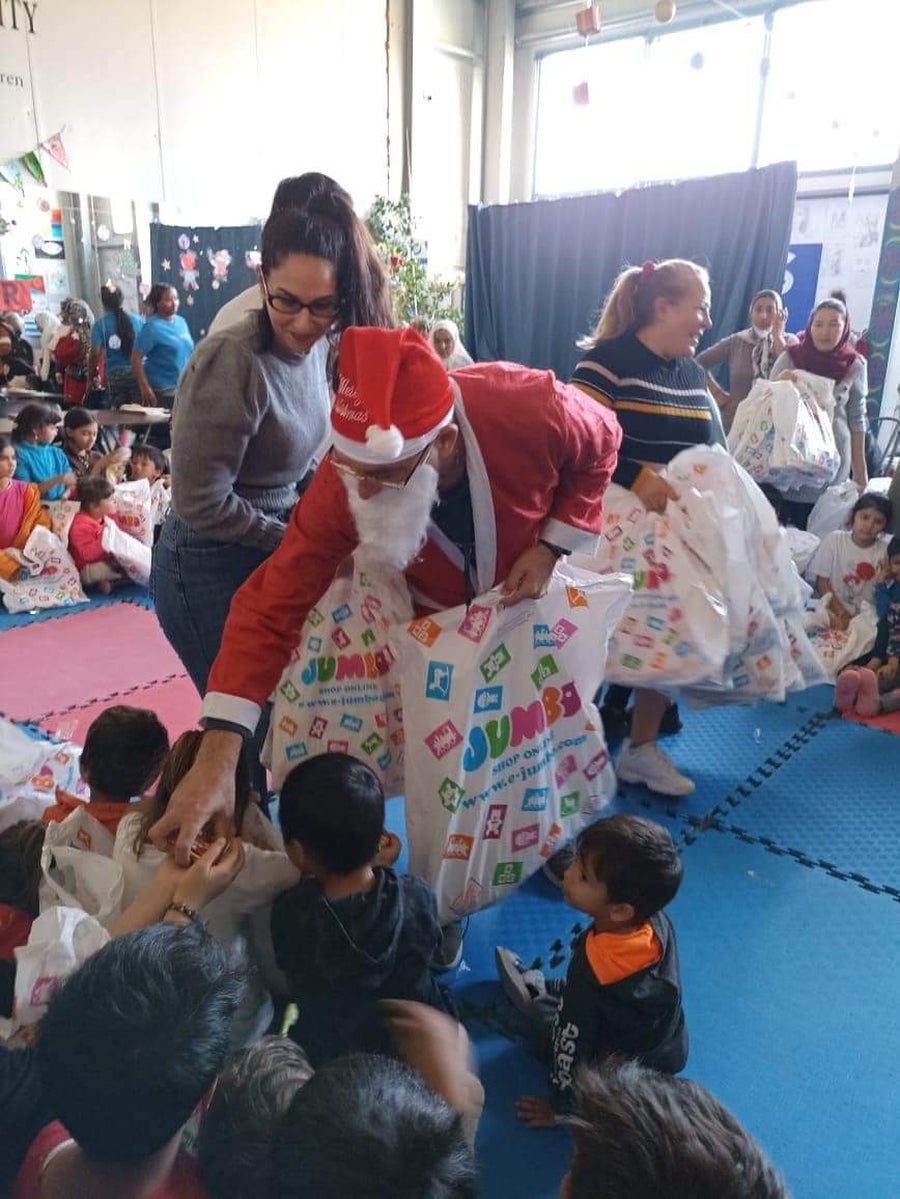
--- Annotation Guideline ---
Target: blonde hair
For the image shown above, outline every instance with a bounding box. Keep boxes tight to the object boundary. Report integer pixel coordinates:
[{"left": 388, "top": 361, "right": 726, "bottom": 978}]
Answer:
[{"left": 578, "top": 259, "right": 709, "bottom": 348}]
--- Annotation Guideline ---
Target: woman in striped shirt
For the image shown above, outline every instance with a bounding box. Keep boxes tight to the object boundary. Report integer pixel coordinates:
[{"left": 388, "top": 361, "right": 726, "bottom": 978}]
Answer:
[{"left": 571, "top": 258, "right": 724, "bottom": 798}]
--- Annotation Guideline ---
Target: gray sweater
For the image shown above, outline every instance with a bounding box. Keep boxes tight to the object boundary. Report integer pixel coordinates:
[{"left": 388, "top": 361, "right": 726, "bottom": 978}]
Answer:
[{"left": 170, "top": 314, "right": 330, "bottom": 550}]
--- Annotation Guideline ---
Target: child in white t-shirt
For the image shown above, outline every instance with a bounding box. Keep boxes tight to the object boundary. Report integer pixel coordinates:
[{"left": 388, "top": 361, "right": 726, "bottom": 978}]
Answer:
[
  {"left": 113, "top": 730, "right": 299, "bottom": 1045},
  {"left": 807, "top": 493, "right": 891, "bottom": 629}
]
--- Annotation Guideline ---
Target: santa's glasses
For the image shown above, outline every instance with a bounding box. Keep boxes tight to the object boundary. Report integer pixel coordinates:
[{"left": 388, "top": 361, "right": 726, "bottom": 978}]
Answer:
[{"left": 328, "top": 441, "right": 435, "bottom": 491}]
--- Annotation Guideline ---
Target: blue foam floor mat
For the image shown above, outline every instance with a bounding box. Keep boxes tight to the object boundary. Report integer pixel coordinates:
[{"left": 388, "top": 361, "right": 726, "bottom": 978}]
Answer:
[
  {"left": 0, "top": 583, "right": 152, "bottom": 631},
  {"left": 669, "top": 830, "right": 900, "bottom": 1199},
  {"left": 710, "top": 718, "right": 900, "bottom": 893}
]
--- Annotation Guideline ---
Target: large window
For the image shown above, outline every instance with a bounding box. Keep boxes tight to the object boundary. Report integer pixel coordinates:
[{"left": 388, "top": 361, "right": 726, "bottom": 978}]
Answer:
[{"left": 534, "top": 0, "right": 898, "bottom": 197}]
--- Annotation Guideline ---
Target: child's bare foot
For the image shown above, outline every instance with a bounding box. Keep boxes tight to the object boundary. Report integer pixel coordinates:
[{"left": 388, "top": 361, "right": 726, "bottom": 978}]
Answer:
[
  {"left": 97, "top": 580, "right": 112, "bottom": 595},
  {"left": 855, "top": 669, "right": 881, "bottom": 719}
]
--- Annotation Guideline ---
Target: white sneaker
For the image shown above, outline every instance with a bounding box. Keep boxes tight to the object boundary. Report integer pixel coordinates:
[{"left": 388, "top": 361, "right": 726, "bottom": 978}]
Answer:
[{"left": 616, "top": 739, "right": 695, "bottom": 797}]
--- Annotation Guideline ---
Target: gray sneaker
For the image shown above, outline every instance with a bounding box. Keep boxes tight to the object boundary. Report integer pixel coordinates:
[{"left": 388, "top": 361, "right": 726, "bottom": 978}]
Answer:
[
  {"left": 433, "top": 921, "right": 464, "bottom": 972},
  {"left": 495, "top": 947, "right": 549, "bottom": 1014},
  {"left": 616, "top": 738, "right": 695, "bottom": 797}
]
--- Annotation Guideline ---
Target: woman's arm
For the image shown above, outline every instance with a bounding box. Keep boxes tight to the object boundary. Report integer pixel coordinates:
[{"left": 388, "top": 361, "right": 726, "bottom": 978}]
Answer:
[
  {"left": 846, "top": 359, "right": 869, "bottom": 490},
  {"left": 131, "top": 349, "right": 155, "bottom": 403},
  {"left": 170, "top": 336, "right": 285, "bottom": 549}
]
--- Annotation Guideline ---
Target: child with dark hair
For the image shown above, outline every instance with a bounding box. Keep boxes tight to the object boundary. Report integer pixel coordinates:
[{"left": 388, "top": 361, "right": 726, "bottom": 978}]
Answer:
[
  {"left": 40, "top": 705, "right": 170, "bottom": 834},
  {"left": 11, "top": 403, "right": 74, "bottom": 501},
  {"left": 67, "top": 475, "right": 130, "bottom": 591},
  {"left": 61, "top": 407, "right": 129, "bottom": 480},
  {"left": 0, "top": 821, "right": 45, "bottom": 1017},
  {"left": 270, "top": 752, "right": 448, "bottom": 1066},
  {"left": 562, "top": 1059, "right": 789, "bottom": 1199},
  {"left": 807, "top": 492, "right": 892, "bottom": 629},
  {"left": 129, "top": 443, "right": 168, "bottom": 484},
  {"left": 114, "top": 729, "right": 299, "bottom": 1045},
  {"left": 496, "top": 814, "right": 687, "bottom": 1127},
  {"left": 196, "top": 1035, "right": 313, "bottom": 1199},
  {"left": 12, "top": 921, "right": 244, "bottom": 1199},
  {"left": 835, "top": 534, "right": 900, "bottom": 718},
  {"left": 270, "top": 1053, "right": 478, "bottom": 1199}
]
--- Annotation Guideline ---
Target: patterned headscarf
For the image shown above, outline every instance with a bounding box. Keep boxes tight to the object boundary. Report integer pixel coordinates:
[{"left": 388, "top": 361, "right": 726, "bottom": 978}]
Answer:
[{"left": 59, "top": 298, "right": 95, "bottom": 363}]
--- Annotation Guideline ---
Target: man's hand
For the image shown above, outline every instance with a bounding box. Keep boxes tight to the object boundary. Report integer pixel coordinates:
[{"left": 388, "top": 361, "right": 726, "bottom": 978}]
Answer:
[
  {"left": 149, "top": 729, "right": 243, "bottom": 865},
  {"left": 633, "top": 469, "right": 677, "bottom": 514},
  {"left": 500, "top": 543, "right": 558, "bottom": 608},
  {"left": 515, "top": 1095, "right": 559, "bottom": 1128}
]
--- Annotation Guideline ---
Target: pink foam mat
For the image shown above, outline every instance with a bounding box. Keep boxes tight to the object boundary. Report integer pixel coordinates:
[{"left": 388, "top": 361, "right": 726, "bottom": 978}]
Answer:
[
  {"left": 38, "top": 673, "right": 201, "bottom": 745},
  {"left": 0, "top": 605, "right": 187, "bottom": 723}
]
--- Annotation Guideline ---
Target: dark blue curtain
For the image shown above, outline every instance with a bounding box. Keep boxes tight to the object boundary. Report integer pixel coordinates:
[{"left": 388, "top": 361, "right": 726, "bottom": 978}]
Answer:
[{"left": 464, "top": 161, "right": 798, "bottom": 379}]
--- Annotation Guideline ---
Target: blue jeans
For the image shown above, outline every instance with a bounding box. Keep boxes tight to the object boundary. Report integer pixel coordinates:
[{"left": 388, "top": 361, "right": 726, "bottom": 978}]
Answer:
[{"left": 151, "top": 514, "right": 273, "bottom": 789}]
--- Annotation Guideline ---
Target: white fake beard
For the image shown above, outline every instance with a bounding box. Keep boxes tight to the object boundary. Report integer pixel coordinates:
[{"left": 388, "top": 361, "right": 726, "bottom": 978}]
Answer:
[{"left": 342, "top": 462, "right": 440, "bottom": 572}]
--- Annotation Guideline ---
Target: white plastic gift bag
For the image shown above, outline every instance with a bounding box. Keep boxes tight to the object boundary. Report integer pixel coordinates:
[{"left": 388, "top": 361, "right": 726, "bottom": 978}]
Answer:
[
  {"left": 574, "top": 483, "right": 731, "bottom": 689},
  {"left": 803, "top": 597, "right": 878, "bottom": 678},
  {"left": 807, "top": 481, "right": 860, "bottom": 541},
  {"left": 112, "top": 478, "right": 154, "bottom": 546},
  {"left": 0, "top": 722, "right": 86, "bottom": 833},
  {"left": 39, "top": 806, "right": 124, "bottom": 926},
  {"left": 101, "top": 516, "right": 151, "bottom": 586},
  {"left": 264, "top": 560, "right": 412, "bottom": 794},
  {"left": 10, "top": 906, "right": 110, "bottom": 1033},
  {"left": 396, "top": 567, "right": 631, "bottom": 924},
  {"left": 0, "top": 526, "right": 87, "bottom": 613},
  {"left": 785, "top": 527, "right": 820, "bottom": 576},
  {"left": 150, "top": 478, "right": 171, "bottom": 529},
  {"left": 44, "top": 499, "right": 80, "bottom": 545}
]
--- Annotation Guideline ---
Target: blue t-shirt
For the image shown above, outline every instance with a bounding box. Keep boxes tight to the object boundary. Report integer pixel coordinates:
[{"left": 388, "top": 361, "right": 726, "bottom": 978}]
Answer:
[
  {"left": 90, "top": 311, "right": 144, "bottom": 372},
  {"left": 135, "top": 314, "right": 195, "bottom": 390},
  {"left": 13, "top": 442, "right": 71, "bottom": 500}
]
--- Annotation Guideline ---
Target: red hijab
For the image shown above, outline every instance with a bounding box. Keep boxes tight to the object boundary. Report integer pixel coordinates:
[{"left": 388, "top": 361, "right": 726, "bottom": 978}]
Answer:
[{"left": 787, "top": 301, "right": 860, "bottom": 383}]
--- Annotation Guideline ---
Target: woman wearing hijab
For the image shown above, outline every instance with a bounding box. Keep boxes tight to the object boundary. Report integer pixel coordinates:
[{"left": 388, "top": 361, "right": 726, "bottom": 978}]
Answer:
[
  {"left": 768, "top": 296, "right": 868, "bottom": 528},
  {"left": 54, "top": 298, "right": 98, "bottom": 407},
  {"left": 697, "top": 289, "right": 795, "bottom": 433},
  {"left": 429, "top": 319, "right": 473, "bottom": 371}
]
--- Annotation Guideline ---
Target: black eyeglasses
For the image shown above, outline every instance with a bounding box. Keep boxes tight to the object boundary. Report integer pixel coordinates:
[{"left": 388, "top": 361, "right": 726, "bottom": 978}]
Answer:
[{"left": 259, "top": 272, "right": 342, "bottom": 321}]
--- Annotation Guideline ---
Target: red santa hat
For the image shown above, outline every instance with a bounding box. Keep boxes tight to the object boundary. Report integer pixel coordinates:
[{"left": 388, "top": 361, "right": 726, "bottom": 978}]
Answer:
[{"left": 331, "top": 326, "right": 455, "bottom": 464}]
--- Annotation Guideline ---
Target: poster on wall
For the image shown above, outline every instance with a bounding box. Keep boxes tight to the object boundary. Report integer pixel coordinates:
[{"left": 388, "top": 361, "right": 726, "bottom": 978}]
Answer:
[
  {"left": 149, "top": 224, "right": 262, "bottom": 342},
  {"left": 786, "top": 194, "right": 889, "bottom": 334}
]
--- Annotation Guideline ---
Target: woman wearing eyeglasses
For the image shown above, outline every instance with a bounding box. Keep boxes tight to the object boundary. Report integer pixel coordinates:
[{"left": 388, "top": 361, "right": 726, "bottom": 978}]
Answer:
[{"left": 151, "top": 195, "right": 393, "bottom": 734}]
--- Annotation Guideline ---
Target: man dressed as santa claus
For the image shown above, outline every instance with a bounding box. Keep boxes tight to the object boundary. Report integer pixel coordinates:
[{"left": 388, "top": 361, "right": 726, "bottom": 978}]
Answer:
[{"left": 152, "top": 327, "right": 621, "bottom": 958}]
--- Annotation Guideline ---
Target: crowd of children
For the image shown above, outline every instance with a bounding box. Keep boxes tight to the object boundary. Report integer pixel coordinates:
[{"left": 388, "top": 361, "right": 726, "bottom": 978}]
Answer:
[
  {"left": 0, "top": 700, "right": 789, "bottom": 1197},
  {"left": 0, "top": 401, "right": 170, "bottom": 601}
]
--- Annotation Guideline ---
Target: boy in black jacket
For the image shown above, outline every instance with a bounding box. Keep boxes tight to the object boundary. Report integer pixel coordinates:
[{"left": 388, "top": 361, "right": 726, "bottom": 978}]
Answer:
[
  {"left": 271, "top": 753, "right": 449, "bottom": 1066},
  {"left": 496, "top": 814, "right": 687, "bottom": 1127}
]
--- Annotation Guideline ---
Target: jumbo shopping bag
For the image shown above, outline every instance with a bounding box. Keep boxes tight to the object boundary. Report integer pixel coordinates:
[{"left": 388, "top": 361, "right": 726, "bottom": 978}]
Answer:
[
  {"left": 264, "top": 560, "right": 412, "bottom": 794},
  {"left": 9, "top": 905, "right": 110, "bottom": 1034},
  {"left": 574, "top": 484, "right": 730, "bottom": 689},
  {"left": 101, "top": 516, "right": 151, "bottom": 586},
  {"left": 39, "top": 806, "right": 124, "bottom": 926},
  {"left": 807, "top": 481, "right": 860, "bottom": 541},
  {"left": 0, "top": 721, "right": 86, "bottom": 834},
  {"left": 44, "top": 499, "right": 80, "bottom": 545},
  {"left": 396, "top": 567, "right": 631, "bottom": 924},
  {"left": 728, "top": 378, "right": 779, "bottom": 481},
  {"left": 803, "top": 597, "right": 878, "bottom": 678},
  {"left": 113, "top": 478, "right": 154, "bottom": 546},
  {"left": 0, "top": 526, "right": 87, "bottom": 613}
]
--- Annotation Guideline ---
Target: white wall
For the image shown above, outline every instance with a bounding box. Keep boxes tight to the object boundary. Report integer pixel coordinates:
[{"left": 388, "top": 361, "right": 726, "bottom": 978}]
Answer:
[{"left": 0, "top": 0, "right": 389, "bottom": 223}]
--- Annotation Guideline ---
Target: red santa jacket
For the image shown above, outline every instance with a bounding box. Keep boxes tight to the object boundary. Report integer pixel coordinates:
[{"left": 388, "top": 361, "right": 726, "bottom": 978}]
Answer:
[{"left": 204, "top": 362, "right": 621, "bottom": 732}]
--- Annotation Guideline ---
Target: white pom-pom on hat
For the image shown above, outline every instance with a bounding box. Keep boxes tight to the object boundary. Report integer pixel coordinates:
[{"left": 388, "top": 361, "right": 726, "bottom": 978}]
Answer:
[{"left": 365, "top": 424, "right": 405, "bottom": 461}]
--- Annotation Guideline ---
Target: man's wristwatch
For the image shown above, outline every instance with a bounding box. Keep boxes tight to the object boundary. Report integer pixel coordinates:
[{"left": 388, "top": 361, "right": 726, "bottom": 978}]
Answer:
[{"left": 538, "top": 538, "right": 567, "bottom": 559}]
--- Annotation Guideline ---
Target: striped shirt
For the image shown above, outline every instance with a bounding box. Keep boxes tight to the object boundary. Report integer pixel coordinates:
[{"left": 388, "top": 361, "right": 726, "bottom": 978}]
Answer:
[{"left": 571, "top": 332, "right": 725, "bottom": 489}]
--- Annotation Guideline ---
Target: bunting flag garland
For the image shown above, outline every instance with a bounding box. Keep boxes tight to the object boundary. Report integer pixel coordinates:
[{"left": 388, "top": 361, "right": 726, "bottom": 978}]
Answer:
[
  {"left": 0, "top": 159, "right": 26, "bottom": 195},
  {"left": 41, "top": 131, "right": 69, "bottom": 170},
  {"left": 19, "top": 150, "right": 46, "bottom": 186}
]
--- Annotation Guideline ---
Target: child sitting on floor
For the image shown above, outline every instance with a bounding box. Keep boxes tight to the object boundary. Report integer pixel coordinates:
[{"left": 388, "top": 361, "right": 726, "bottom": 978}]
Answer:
[
  {"left": 270, "top": 752, "right": 449, "bottom": 1067},
  {"left": 61, "top": 407, "right": 129, "bottom": 481},
  {"left": 835, "top": 535, "right": 900, "bottom": 719},
  {"left": 807, "top": 493, "right": 892, "bottom": 630},
  {"left": 114, "top": 729, "right": 300, "bottom": 1045},
  {"left": 12, "top": 922, "right": 244, "bottom": 1199},
  {"left": 496, "top": 814, "right": 688, "bottom": 1128},
  {"left": 0, "top": 821, "right": 45, "bottom": 1019},
  {"left": 67, "top": 476, "right": 132, "bottom": 592},
  {"left": 40, "top": 705, "right": 170, "bottom": 834},
  {"left": 11, "top": 404, "right": 74, "bottom": 501},
  {"left": 0, "top": 436, "right": 52, "bottom": 584},
  {"left": 129, "top": 444, "right": 170, "bottom": 537}
]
